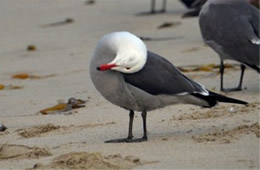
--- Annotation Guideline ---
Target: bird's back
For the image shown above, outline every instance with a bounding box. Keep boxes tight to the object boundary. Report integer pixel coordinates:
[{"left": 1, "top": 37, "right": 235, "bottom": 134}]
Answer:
[{"left": 199, "top": 0, "right": 260, "bottom": 70}]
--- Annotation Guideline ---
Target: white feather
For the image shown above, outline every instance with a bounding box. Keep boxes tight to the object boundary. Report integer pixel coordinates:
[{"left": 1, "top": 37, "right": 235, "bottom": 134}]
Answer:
[
  {"left": 251, "top": 38, "right": 260, "bottom": 45},
  {"left": 103, "top": 32, "right": 148, "bottom": 74}
]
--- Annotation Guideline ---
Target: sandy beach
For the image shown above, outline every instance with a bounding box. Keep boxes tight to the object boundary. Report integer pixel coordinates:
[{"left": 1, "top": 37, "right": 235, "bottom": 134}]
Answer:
[{"left": 0, "top": 0, "right": 259, "bottom": 169}]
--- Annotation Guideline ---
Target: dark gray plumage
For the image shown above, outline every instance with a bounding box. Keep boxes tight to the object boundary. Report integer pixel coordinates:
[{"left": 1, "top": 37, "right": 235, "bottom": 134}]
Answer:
[
  {"left": 199, "top": 0, "right": 260, "bottom": 92},
  {"left": 124, "top": 51, "right": 205, "bottom": 95},
  {"left": 90, "top": 32, "right": 247, "bottom": 143}
]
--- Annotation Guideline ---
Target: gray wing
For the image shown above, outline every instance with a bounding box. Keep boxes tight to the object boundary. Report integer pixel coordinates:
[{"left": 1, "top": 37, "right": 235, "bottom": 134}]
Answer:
[
  {"left": 123, "top": 51, "right": 208, "bottom": 95},
  {"left": 199, "top": 2, "right": 260, "bottom": 68}
]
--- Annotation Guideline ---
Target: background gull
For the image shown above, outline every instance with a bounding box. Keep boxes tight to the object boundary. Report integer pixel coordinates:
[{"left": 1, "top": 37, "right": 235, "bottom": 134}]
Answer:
[
  {"left": 199, "top": 0, "right": 260, "bottom": 92},
  {"left": 148, "top": 0, "right": 259, "bottom": 16},
  {"left": 147, "top": 0, "right": 204, "bottom": 16}
]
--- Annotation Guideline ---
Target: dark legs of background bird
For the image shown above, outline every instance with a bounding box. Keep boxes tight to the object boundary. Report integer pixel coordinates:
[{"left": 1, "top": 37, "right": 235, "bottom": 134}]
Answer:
[
  {"left": 105, "top": 110, "right": 148, "bottom": 143},
  {"left": 220, "top": 60, "right": 246, "bottom": 92},
  {"left": 161, "top": 0, "right": 167, "bottom": 13},
  {"left": 150, "top": 0, "right": 167, "bottom": 14},
  {"left": 151, "top": 0, "right": 156, "bottom": 13}
]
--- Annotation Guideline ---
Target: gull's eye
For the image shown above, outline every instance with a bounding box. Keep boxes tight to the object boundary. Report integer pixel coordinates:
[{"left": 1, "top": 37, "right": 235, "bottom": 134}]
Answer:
[{"left": 126, "top": 67, "right": 131, "bottom": 70}]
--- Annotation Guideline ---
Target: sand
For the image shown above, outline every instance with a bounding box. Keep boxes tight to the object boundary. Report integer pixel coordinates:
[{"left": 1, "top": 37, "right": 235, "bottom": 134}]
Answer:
[{"left": 0, "top": 0, "right": 259, "bottom": 169}]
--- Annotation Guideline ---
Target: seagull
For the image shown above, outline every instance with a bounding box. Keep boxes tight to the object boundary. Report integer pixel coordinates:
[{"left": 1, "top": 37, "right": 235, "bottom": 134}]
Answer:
[
  {"left": 89, "top": 32, "right": 247, "bottom": 143},
  {"left": 199, "top": 0, "right": 260, "bottom": 92}
]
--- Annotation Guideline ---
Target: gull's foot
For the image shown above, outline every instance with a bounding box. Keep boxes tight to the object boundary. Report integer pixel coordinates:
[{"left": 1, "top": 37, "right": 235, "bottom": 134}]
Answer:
[
  {"left": 137, "top": 10, "right": 165, "bottom": 16},
  {"left": 105, "top": 136, "right": 147, "bottom": 143},
  {"left": 221, "top": 87, "right": 245, "bottom": 92}
]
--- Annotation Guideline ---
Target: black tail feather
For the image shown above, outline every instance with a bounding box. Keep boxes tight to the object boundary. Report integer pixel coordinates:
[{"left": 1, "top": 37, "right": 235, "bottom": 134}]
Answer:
[
  {"left": 192, "top": 91, "right": 248, "bottom": 107},
  {"left": 209, "top": 91, "right": 248, "bottom": 105}
]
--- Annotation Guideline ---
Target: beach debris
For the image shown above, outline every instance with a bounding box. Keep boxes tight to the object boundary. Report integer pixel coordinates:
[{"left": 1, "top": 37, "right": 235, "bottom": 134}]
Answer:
[
  {"left": 0, "top": 123, "right": 7, "bottom": 132},
  {"left": 27, "top": 45, "right": 36, "bottom": 51},
  {"left": 139, "top": 36, "right": 183, "bottom": 41},
  {"left": 0, "top": 144, "right": 51, "bottom": 160},
  {"left": 12, "top": 73, "right": 29, "bottom": 79},
  {"left": 40, "top": 97, "right": 86, "bottom": 115},
  {"left": 0, "top": 84, "right": 5, "bottom": 90},
  {"left": 157, "top": 21, "right": 181, "bottom": 29},
  {"left": 17, "top": 122, "right": 116, "bottom": 138},
  {"left": 32, "top": 152, "right": 156, "bottom": 169},
  {"left": 17, "top": 124, "right": 60, "bottom": 138},
  {"left": 42, "top": 18, "right": 74, "bottom": 27},
  {"left": 0, "top": 84, "right": 24, "bottom": 90},
  {"left": 11, "top": 73, "right": 56, "bottom": 80},
  {"left": 85, "top": 0, "right": 95, "bottom": 5},
  {"left": 229, "top": 107, "right": 235, "bottom": 113},
  {"left": 172, "top": 102, "right": 258, "bottom": 121},
  {"left": 181, "top": 47, "right": 200, "bottom": 53},
  {"left": 177, "top": 63, "right": 238, "bottom": 72},
  {"left": 192, "top": 122, "right": 260, "bottom": 143}
]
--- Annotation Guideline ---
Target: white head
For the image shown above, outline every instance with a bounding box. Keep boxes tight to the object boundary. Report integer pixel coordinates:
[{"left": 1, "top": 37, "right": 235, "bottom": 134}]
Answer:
[{"left": 96, "top": 32, "right": 147, "bottom": 74}]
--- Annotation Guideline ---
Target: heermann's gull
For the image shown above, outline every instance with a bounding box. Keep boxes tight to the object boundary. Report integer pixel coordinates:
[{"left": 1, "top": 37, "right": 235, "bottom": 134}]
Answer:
[
  {"left": 89, "top": 32, "right": 247, "bottom": 143},
  {"left": 199, "top": 0, "right": 260, "bottom": 92}
]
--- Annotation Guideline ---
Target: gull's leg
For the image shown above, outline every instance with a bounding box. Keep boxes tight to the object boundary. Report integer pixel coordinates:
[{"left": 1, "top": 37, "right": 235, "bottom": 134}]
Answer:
[
  {"left": 221, "top": 61, "right": 245, "bottom": 92},
  {"left": 141, "top": 111, "right": 148, "bottom": 141},
  {"left": 220, "top": 60, "right": 225, "bottom": 91},
  {"left": 160, "top": 0, "right": 167, "bottom": 13},
  {"left": 236, "top": 64, "right": 246, "bottom": 91},
  {"left": 151, "top": 0, "right": 156, "bottom": 13},
  {"left": 105, "top": 110, "right": 148, "bottom": 143}
]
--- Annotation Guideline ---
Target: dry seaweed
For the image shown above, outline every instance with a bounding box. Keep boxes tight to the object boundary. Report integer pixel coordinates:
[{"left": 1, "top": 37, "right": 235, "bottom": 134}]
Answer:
[
  {"left": 40, "top": 98, "right": 86, "bottom": 115},
  {"left": 139, "top": 36, "right": 183, "bottom": 41},
  {"left": 0, "top": 84, "right": 4, "bottom": 90},
  {"left": 11, "top": 73, "right": 56, "bottom": 80},
  {"left": 42, "top": 18, "right": 74, "bottom": 27},
  {"left": 27, "top": 45, "right": 36, "bottom": 51},
  {"left": 177, "top": 63, "right": 238, "bottom": 72},
  {"left": 85, "top": 0, "right": 95, "bottom": 5},
  {"left": 157, "top": 21, "right": 181, "bottom": 29},
  {"left": 0, "top": 84, "right": 24, "bottom": 90}
]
